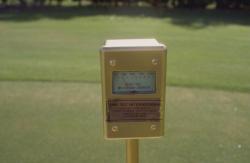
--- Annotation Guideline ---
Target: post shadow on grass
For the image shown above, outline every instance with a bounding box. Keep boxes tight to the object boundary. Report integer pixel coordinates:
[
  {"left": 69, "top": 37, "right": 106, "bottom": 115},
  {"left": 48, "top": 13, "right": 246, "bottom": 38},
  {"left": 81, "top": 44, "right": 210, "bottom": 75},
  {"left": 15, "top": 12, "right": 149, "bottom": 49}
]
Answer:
[{"left": 0, "top": 5, "right": 249, "bottom": 28}]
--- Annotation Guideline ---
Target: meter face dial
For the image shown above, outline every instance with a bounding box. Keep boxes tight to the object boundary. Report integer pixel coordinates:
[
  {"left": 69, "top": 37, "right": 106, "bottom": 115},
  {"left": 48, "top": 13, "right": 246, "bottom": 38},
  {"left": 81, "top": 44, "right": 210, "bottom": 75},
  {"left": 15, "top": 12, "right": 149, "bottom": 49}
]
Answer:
[{"left": 112, "top": 71, "right": 156, "bottom": 94}]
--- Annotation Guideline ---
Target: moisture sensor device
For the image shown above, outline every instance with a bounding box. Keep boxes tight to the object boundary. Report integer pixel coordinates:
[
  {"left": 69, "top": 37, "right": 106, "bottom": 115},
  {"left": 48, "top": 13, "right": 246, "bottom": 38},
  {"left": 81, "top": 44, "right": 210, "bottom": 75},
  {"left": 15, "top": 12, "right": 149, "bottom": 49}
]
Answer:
[{"left": 100, "top": 39, "right": 167, "bottom": 139}]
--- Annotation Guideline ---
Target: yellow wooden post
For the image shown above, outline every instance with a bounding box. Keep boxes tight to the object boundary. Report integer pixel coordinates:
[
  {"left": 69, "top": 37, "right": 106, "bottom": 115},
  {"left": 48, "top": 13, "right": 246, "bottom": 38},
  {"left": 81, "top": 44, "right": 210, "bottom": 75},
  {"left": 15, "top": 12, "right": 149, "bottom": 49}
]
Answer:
[{"left": 126, "top": 139, "right": 139, "bottom": 163}]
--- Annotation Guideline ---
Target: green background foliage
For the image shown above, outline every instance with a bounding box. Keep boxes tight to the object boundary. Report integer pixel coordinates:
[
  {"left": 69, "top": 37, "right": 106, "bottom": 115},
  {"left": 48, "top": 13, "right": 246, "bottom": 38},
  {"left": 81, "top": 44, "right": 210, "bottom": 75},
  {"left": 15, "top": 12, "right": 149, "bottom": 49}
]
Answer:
[{"left": 1, "top": 0, "right": 250, "bottom": 9}]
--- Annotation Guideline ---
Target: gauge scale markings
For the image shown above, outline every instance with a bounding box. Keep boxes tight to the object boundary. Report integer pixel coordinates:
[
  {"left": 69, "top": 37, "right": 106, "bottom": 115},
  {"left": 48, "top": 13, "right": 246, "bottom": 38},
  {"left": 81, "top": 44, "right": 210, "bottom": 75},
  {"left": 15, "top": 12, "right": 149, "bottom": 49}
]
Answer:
[{"left": 112, "top": 71, "right": 156, "bottom": 94}]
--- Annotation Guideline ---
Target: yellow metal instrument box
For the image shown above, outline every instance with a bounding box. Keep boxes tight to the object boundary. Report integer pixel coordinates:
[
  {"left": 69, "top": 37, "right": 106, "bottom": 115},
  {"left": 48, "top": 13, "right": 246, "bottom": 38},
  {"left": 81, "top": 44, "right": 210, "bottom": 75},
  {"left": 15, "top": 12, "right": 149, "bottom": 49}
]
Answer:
[{"left": 100, "top": 39, "right": 167, "bottom": 139}]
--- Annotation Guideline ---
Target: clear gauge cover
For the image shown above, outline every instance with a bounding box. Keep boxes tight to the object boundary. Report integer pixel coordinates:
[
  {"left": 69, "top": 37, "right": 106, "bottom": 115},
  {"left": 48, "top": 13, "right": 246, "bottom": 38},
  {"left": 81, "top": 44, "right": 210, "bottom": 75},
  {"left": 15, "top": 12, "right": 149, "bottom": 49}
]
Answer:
[{"left": 112, "top": 71, "right": 156, "bottom": 94}]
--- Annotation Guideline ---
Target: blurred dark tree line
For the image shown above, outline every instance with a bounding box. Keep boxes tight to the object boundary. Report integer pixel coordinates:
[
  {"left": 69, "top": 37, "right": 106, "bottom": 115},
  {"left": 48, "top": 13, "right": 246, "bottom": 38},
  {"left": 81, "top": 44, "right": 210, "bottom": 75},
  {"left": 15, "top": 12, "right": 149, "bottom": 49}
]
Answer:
[{"left": 1, "top": 0, "right": 250, "bottom": 9}]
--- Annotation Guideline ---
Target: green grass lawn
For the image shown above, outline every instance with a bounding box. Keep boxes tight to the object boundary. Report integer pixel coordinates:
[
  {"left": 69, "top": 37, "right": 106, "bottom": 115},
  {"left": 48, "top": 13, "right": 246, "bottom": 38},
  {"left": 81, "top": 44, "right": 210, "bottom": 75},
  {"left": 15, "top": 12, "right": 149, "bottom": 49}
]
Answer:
[
  {"left": 0, "top": 7, "right": 250, "bottom": 92},
  {"left": 0, "top": 6, "right": 250, "bottom": 163},
  {"left": 0, "top": 82, "right": 249, "bottom": 163}
]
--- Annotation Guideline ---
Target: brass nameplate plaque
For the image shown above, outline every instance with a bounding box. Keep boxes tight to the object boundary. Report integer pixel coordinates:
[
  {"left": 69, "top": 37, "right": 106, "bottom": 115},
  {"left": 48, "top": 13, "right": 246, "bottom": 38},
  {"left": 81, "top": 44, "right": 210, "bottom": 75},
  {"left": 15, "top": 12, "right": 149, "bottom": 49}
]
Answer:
[{"left": 107, "top": 100, "right": 160, "bottom": 122}]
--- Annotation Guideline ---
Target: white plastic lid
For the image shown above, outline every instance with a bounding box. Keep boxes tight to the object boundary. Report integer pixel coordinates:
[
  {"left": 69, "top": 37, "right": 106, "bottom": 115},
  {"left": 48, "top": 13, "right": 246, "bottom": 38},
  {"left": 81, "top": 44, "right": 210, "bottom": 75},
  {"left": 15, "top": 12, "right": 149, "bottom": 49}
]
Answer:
[{"left": 102, "top": 39, "right": 166, "bottom": 51}]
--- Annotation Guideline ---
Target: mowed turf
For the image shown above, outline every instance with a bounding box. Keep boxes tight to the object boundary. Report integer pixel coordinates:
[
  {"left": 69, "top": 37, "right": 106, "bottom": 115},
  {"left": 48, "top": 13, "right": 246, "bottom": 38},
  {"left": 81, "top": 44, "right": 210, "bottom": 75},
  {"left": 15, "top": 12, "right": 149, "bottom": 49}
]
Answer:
[
  {"left": 0, "top": 8, "right": 250, "bottom": 92},
  {"left": 0, "top": 7, "right": 250, "bottom": 163},
  {"left": 0, "top": 82, "right": 249, "bottom": 163}
]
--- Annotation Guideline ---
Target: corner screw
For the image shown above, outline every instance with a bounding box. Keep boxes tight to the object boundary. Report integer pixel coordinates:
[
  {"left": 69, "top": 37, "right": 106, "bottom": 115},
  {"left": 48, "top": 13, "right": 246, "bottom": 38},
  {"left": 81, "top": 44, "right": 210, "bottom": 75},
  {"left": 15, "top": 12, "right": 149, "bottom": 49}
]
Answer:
[
  {"left": 150, "top": 124, "right": 157, "bottom": 131},
  {"left": 152, "top": 58, "right": 158, "bottom": 65},
  {"left": 109, "top": 59, "right": 116, "bottom": 66},
  {"left": 111, "top": 126, "right": 119, "bottom": 132}
]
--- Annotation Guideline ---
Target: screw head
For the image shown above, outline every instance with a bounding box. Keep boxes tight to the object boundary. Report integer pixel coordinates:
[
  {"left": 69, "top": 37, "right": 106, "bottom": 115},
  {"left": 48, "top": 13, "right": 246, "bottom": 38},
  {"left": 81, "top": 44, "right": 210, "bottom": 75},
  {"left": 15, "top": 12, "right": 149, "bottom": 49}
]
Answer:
[
  {"left": 152, "top": 58, "right": 158, "bottom": 65},
  {"left": 150, "top": 124, "right": 157, "bottom": 131},
  {"left": 109, "top": 59, "right": 116, "bottom": 66},
  {"left": 111, "top": 126, "right": 119, "bottom": 132}
]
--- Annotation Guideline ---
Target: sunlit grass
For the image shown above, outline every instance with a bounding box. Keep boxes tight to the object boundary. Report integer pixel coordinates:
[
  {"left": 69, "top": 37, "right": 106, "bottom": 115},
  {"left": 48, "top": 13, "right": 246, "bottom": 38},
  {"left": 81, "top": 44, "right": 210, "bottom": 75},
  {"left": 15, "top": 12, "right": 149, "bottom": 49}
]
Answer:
[
  {"left": 0, "top": 8, "right": 250, "bottom": 92},
  {"left": 0, "top": 8, "right": 250, "bottom": 163},
  {"left": 0, "top": 81, "right": 249, "bottom": 163}
]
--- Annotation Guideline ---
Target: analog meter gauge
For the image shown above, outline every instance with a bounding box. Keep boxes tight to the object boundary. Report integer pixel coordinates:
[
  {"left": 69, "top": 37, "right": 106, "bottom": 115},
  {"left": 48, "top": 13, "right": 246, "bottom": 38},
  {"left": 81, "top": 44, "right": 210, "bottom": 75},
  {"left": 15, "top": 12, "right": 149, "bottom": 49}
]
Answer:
[{"left": 112, "top": 71, "right": 156, "bottom": 94}]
